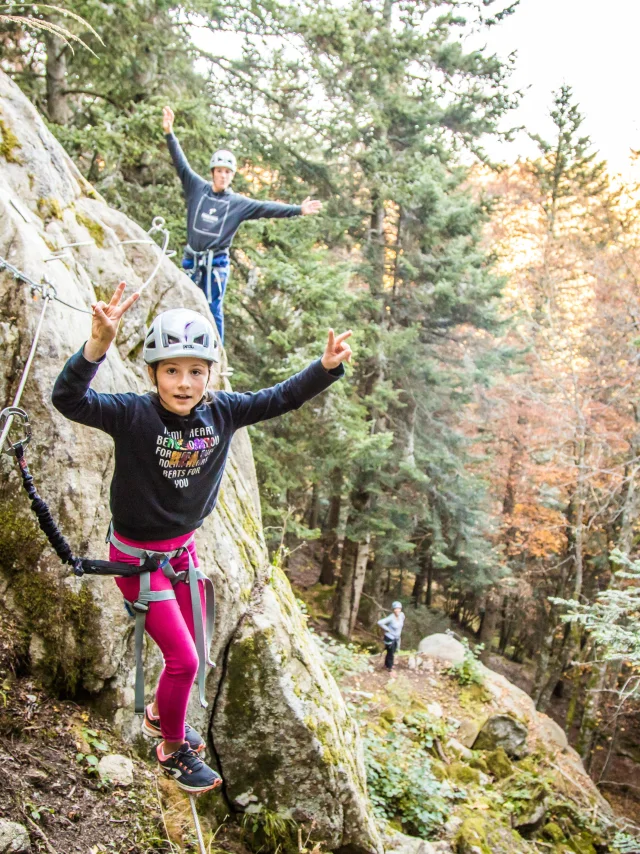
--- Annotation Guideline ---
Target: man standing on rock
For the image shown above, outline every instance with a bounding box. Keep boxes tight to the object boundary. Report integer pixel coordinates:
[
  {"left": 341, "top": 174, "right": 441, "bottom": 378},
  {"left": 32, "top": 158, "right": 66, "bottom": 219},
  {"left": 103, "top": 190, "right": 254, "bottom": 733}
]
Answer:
[
  {"left": 378, "top": 602, "right": 405, "bottom": 673},
  {"left": 162, "top": 106, "right": 322, "bottom": 344}
]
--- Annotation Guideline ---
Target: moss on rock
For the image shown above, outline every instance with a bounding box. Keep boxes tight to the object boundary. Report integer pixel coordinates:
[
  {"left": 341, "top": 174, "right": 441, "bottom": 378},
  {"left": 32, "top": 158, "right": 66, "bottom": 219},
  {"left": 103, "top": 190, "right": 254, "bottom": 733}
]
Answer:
[
  {"left": 0, "top": 495, "right": 102, "bottom": 694},
  {"left": 543, "top": 822, "right": 566, "bottom": 843},
  {"left": 0, "top": 113, "right": 21, "bottom": 162},
  {"left": 75, "top": 211, "right": 106, "bottom": 248},
  {"left": 468, "top": 755, "right": 490, "bottom": 774},
  {"left": 37, "top": 196, "right": 64, "bottom": 222},
  {"left": 566, "top": 832, "right": 597, "bottom": 854},
  {"left": 447, "top": 762, "right": 481, "bottom": 786},
  {"left": 455, "top": 815, "right": 491, "bottom": 854},
  {"left": 485, "top": 747, "right": 513, "bottom": 780}
]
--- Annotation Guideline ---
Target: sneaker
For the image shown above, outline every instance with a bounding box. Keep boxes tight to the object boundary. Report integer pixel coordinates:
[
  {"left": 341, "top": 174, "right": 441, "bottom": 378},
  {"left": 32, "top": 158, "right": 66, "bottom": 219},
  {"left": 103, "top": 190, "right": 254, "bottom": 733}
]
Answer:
[
  {"left": 157, "top": 742, "right": 222, "bottom": 794},
  {"left": 143, "top": 705, "right": 206, "bottom": 754}
]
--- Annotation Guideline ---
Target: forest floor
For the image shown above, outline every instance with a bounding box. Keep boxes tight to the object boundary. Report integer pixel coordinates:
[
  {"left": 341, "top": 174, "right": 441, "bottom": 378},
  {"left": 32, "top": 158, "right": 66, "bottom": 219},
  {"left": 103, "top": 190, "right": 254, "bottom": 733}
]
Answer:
[
  {"left": 2, "top": 547, "right": 638, "bottom": 853},
  {"left": 0, "top": 611, "right": 249, "bottom": 854},
  {"left": 286, "top": 542, "right": 640, "bottom": 828}
]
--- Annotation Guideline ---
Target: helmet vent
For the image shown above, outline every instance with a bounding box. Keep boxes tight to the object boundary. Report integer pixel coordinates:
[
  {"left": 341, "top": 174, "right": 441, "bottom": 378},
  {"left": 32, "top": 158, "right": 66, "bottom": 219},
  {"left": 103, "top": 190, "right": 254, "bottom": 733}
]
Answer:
[
  {"left": 193, "top": 334, "right": 208, "bottom": 346},
  {"left": 164, "top": 334, "right": 180, "bottom": 346}
]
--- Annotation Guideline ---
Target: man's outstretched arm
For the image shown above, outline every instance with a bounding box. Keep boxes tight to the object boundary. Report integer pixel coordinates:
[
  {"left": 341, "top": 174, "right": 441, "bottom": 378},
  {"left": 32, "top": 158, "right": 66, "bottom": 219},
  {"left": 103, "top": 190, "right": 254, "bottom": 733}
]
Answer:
[
  {"left": 241, "top": 195, "right": 322, "bottom": 221},
  {"left": 163, "top": 105, "right": 200, "bottom": 195}
]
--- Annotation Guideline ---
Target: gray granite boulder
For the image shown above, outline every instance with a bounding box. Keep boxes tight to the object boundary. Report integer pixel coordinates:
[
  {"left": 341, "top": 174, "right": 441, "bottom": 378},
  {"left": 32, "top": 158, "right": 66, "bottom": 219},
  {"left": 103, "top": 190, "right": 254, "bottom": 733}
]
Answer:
[
  {"left": 417, "top": 633, "right": 465, "bottom": 663},
  {"left": 473, "top": 714, "right": 529, "bottom": 758}
]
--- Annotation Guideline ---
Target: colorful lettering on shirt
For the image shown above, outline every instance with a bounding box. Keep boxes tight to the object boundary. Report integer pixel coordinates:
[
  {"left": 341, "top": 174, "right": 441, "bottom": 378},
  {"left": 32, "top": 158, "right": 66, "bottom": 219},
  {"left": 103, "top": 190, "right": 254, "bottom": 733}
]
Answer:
[{"left": 155, "top": 428, "right": 221, "bottom": 489}]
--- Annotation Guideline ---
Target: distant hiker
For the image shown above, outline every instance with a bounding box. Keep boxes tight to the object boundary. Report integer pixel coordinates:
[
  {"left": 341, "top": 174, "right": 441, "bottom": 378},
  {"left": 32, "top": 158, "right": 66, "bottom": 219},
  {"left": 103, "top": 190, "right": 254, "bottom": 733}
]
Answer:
[
  {"left": 378, "top": 602, "right": 405, "bottom": 672},
  {"left": 162, "top": 105, "right": 322, "bottom": 344},
  {"left": 52, "top": 281, "right": 352, "bottom": 794}
]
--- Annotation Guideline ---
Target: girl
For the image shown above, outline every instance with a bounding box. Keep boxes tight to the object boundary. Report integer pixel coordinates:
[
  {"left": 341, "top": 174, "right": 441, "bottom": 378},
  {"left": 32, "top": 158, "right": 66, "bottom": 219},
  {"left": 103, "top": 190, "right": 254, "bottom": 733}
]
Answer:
[{"left": 52, "top": 282, "right": 352, "bottom": 793}]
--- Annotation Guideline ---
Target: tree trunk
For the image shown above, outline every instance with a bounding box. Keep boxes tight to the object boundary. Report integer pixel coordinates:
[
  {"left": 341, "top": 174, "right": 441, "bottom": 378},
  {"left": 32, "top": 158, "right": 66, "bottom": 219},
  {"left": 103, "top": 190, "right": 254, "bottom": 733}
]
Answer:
[
  {"left": 332, "top": 526, "right": 371, "bottom": 639},
  {"left": 44, "top": 30, "right": 70, "bottom": 125},
  {"left": 535, "top": 438, "right": 587, "bottom": 710},
  {"left": 358, "top": 553, "right": 385, "bottom": 629},
  {"left": 479, "top": 592, "right": 500, "bottom": 664},
  {"left": 308, "top": 482, "right": 320, "bottom": 530},
  {"left": 577, "top": 656, "right": 608, "bottom": 765},
  {"left": 319, "top": 469, "right": 343, "bottom": 585},
  {"left": 576, "top": 450, "right": 640, "bottom": 766}
]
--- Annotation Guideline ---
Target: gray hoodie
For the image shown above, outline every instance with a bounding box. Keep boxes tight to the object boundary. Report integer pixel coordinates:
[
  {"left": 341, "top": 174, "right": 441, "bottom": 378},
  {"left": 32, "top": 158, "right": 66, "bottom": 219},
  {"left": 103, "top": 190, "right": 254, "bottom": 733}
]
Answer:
[{"left": 377, "top": 612, "right": 405, "bottom": 642}]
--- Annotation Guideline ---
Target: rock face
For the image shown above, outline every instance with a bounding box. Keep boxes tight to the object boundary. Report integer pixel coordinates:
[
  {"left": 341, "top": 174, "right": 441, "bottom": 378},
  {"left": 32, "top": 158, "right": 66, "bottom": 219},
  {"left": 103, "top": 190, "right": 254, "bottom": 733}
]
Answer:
[
  {"left": 383, "top": 829, "right": 436, "bottom": 854},
  {"left": 0, "top": 70, "right": 380, "bottom": 853}
]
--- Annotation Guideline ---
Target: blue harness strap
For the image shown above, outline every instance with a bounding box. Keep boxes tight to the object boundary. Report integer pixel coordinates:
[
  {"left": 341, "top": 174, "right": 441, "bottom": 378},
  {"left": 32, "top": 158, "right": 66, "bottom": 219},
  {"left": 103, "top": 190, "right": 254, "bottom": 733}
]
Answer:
[{"left": 108, "top": 524, "right": 216, "bottom": 715}]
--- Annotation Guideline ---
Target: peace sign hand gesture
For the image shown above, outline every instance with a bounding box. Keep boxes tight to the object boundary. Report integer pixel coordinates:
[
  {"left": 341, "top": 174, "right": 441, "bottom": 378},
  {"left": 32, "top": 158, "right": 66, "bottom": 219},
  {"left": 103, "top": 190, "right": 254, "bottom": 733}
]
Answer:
[
  {"left": 83, "top": 282, "right": 140, "bottom": 362},
  {"left": 321, "top": 328, "right": 353, "bottom": 371}
]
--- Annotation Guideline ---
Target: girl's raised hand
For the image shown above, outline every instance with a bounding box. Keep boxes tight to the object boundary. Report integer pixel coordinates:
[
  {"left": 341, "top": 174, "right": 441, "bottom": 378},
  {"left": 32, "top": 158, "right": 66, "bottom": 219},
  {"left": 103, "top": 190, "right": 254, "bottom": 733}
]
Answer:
[
  {"left": 321, "top": 328, "right": 353, "bottom": 371},
  {"left": 162, "top": 105, "right": 174, "bottom": 134},
  {"left": 84, "top": 282, "right": 139, "bottom": 362}
]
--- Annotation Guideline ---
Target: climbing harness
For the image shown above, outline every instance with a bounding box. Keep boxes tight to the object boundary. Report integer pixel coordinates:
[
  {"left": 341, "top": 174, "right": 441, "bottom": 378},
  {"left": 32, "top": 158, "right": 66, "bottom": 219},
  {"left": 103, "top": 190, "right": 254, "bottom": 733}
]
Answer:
[
  {"left": 183, "top": 245, "right": 229, "bottom": 304},
  {"left": 108, "top": 524, "right": 216, "bottom": 715}
]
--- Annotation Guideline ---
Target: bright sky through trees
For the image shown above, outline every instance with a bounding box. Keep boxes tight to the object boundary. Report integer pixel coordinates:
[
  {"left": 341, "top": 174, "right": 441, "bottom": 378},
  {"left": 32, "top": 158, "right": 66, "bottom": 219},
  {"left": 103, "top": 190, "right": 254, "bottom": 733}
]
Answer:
[
  {"left": 476, "top": 0, "right": 640, "bottom": 174},
  {"left": 191, "top": 0, "right": 639, "bottom": 174}
]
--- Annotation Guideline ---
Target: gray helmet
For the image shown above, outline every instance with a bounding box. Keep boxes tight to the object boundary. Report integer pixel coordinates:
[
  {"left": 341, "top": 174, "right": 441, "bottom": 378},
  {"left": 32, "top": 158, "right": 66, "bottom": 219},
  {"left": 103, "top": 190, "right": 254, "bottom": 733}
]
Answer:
[
  {"left": 210, "top": 149, "right": 236, "bottom": 173},
  {"left": 392, "top": 601, "right": 403, "bottom": 610},
  {"left": 143, "top": 308, "right": 219, "bottom": 364}
]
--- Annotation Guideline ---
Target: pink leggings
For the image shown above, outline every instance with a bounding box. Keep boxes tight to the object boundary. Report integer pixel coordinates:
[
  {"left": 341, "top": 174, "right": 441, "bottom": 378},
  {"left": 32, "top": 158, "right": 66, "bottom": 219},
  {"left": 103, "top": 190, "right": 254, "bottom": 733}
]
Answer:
[{"left": 111, "top": 530, "right": 205, "bottom": 742}]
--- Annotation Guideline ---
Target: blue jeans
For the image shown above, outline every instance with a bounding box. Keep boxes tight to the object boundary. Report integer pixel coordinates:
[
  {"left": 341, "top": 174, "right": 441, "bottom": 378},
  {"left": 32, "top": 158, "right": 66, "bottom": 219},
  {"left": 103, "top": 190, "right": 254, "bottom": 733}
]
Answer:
[{"left": 182, "top": 253, "right": 230, "bottom": 343}]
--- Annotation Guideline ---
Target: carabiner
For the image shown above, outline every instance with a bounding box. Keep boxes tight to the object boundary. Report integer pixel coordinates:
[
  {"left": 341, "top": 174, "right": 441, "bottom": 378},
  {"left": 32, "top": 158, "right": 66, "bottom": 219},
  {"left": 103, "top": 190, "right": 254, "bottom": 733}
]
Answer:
[{"left": 0, "top": 407, "right": 31, "bottom": 456}]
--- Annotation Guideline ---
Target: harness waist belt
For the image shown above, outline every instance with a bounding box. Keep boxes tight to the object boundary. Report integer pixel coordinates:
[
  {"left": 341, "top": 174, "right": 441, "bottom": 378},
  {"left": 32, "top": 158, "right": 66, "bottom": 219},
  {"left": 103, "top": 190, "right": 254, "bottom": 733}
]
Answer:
[{"left": 185, "top": 245, "right": 229, "bottom": 303}]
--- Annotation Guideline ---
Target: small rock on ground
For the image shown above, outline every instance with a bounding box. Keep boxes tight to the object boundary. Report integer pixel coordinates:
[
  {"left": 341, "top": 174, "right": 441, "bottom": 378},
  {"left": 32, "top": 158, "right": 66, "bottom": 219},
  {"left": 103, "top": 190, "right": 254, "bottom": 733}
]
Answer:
[
  {"left": 0, "top": 819, "right": 31, "bottom": 853},
  {"left": 98, "top": 753, "right": 135, "bottom": 787}
]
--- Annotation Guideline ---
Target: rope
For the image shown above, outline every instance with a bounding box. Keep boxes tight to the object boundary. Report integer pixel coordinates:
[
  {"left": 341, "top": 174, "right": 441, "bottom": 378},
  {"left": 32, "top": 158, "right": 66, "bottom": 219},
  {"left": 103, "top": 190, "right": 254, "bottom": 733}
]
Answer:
[
  {"left": 138, "top": 216, "right": 170, "bottom": 293},
  {"left": 189, "top": 796, "right": 207, "bottom": 854},
  {"left": 0, "top": 257, "right": 92, "bottom": 315},
  {"left": 5, "top": 437, "right": 159, "bottom": 577},
  {"left": 0, "top": 212, "right": 175, "bottom": 578},
  {"left": 0, "top": 214, "right": 173, "bottom": 313},
  {"left": 0, "top": 288, "right": 53, "bottom": 453}
]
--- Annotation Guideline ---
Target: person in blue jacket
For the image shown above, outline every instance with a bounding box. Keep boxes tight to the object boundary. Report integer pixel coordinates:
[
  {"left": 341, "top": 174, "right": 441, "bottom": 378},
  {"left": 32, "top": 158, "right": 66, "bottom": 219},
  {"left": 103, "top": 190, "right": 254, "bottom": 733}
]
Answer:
[
  {"left": 52, "top": 281, "right": 352, "bottom": 795},
  {"left": 162, "top": 106, "right": 322, "bottom": 344}
]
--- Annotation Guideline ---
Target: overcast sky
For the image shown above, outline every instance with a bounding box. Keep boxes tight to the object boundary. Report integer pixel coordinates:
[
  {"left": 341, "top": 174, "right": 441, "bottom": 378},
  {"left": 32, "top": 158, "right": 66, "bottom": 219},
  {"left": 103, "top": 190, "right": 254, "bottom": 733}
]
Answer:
[{"left": 477, "top": 0, "right": 640, "bottom": 174}]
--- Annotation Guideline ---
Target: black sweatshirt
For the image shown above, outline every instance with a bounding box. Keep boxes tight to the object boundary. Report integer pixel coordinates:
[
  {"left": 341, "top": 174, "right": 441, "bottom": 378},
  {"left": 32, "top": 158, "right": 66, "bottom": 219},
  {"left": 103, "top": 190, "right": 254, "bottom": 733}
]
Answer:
[
  {"left": 166, "top": 133, "right": 302, "bottom": 255},
  {"left": 52, "top": 349, "right": 343, "bottom": 540}
]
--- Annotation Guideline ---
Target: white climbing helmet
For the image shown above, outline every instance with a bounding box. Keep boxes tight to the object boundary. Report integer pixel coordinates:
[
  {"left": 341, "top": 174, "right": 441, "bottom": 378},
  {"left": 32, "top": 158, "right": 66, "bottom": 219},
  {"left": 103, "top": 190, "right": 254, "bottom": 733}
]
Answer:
[
  {"left": 392, "top": 601, "right": 403, "bottom": 611},
  {"left": 209, "top": 149, "right": 237, "bottom": 173},
  {"left": 143, "top": 308, "right": 219, "bottom": 364}
]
